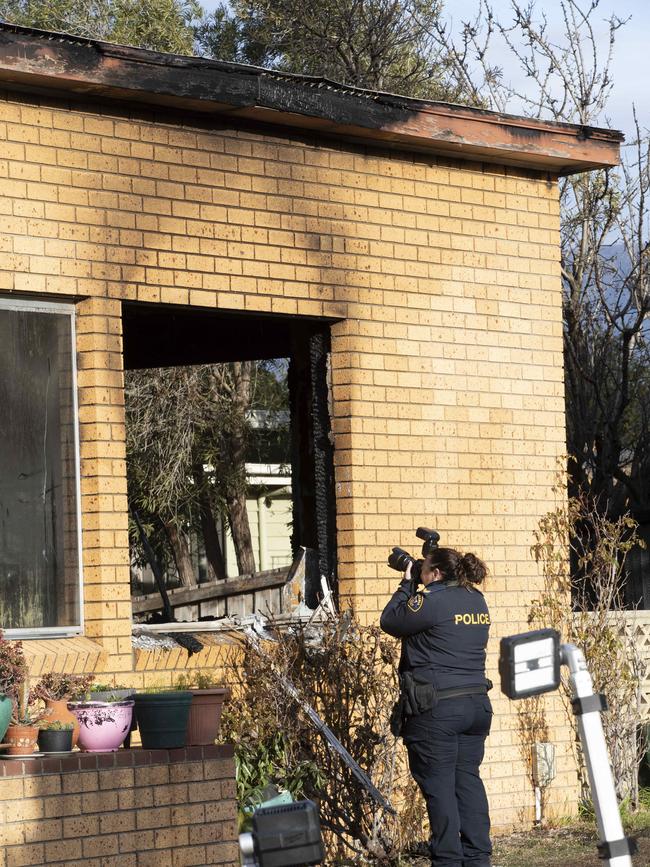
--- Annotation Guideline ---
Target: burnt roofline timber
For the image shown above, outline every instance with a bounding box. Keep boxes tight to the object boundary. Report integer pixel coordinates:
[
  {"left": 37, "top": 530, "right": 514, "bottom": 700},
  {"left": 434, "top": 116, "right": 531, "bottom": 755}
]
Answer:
[{"left": 0, "top": 22, "right": 623, "bottom": 174}]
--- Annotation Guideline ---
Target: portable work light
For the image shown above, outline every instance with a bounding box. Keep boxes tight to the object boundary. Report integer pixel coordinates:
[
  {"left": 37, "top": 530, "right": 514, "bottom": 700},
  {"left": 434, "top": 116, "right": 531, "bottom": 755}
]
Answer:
[
  {"left": 498, "top": 629, "right": 637, "bottom": 866},
  {"left": 499, "top": 628, "right": 561, "bottom": 699},
  {"left": 240, "top": 800, "right": 324, "bottom": 867}
]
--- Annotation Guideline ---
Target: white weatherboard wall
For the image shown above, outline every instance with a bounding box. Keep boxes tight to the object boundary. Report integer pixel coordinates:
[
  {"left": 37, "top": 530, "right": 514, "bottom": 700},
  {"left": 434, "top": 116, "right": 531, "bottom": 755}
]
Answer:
[{"left": 225, "top": 492, "right": 293, "bottom": 577}]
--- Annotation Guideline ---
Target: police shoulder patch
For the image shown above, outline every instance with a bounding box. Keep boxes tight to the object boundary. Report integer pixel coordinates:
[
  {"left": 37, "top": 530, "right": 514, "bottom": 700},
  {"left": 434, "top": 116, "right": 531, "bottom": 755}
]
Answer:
[{"left": 407, "top": 594, "right": 424, "bottom": 613}]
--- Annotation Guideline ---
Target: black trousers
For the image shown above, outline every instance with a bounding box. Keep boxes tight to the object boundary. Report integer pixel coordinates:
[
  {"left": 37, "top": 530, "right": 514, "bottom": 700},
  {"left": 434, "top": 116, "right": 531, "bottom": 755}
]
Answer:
[{"left": 403, "top": 693, "right": 493, "bottom": 867}]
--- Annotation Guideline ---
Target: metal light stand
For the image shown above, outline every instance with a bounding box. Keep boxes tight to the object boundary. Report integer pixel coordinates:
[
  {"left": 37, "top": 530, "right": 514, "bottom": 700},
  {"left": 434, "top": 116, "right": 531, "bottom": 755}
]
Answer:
[
  {"left": 561, "top": 643, "right": 636, "bottom": 866},
  {"left": 239, "top": 832, "right": 256, "bottom": 867}
]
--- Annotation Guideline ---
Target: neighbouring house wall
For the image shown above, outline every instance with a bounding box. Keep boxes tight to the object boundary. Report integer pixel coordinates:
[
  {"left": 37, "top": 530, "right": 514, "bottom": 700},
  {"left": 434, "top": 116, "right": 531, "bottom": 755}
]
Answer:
[
  {"left": 226, "top": 494, "right": 293, "bottom": 578},
  {"left": 0, "top": 88, "right": 576, "bottom": 829},
  {"left": 0, "top": 746, "right": 238, "bottom": 866}
]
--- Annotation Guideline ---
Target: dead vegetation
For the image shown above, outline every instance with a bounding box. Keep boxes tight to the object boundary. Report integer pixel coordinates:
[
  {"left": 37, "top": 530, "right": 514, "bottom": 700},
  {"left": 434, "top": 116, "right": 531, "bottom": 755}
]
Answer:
[{"left": 219, "top": 610, "right": 428, "bottom": 864}]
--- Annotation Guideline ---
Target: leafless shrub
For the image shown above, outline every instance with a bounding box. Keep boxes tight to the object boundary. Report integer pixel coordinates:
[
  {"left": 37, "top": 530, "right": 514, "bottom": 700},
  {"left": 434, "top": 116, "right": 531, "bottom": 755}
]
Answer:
[
  {"left": 530, "top": 474, "right": 647, "bottom": 805},
  {"left": 221, "top": 611, "right": 425, "bottom": 863}
]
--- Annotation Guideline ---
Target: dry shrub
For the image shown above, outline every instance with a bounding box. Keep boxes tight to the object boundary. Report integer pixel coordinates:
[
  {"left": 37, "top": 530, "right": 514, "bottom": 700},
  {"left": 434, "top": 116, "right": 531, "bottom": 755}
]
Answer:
[
  {"left": 220, "top": 610, "right": 425, "bottom": 864},
  {"left": 530, "top": 482, "right": 647, "bottom": 806}
]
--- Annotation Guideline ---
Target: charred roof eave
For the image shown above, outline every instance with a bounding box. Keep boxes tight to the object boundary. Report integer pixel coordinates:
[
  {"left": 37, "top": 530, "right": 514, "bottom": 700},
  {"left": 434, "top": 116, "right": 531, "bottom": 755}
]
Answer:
[{"left": 0, "top": 21, "right": 623, "bottom": 174}]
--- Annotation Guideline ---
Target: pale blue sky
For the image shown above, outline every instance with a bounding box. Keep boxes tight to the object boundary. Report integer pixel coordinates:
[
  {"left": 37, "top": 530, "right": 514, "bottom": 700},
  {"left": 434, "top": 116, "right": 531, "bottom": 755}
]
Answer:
[
  {"left": 198, "top": 0, "right": 650, "bottom": 142},
  {"left": 443, "top": 0, "right": 650, "bottom": 140}
]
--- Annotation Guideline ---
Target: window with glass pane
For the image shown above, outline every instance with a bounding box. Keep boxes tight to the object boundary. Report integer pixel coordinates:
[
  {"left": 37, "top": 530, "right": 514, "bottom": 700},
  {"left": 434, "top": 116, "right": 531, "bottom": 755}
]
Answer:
[{"left": 0, "top": 299, "right": 82, "bottom": 635}]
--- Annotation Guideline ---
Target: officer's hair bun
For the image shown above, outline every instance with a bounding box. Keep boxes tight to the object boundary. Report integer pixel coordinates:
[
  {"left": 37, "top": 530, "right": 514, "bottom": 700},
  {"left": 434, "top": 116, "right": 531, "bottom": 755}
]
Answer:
[
  {"left": 459, "top": 553, "right": 488, "bottom": 586},
  {"left": 428, "top": 547, "right": 488, "bottom": 586}
]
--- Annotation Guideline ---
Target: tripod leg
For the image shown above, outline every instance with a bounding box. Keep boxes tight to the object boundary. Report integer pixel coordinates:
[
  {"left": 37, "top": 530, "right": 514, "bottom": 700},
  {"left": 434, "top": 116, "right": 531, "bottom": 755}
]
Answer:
[{"left": 561, "top": 644, "right": 635, "bottom": 867}]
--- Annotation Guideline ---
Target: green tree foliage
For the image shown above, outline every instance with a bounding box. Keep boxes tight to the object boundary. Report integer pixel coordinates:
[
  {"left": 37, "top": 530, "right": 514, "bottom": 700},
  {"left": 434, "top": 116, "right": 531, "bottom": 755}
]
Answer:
[
  {"left": 194, "top": 3, "right": 242, "bottom": 63},
  {"left": 0, "top": 0, "right": 202, "bottom": 54},
  {"left": 196, "top": 0, "right": 474, "bottom": 101}
]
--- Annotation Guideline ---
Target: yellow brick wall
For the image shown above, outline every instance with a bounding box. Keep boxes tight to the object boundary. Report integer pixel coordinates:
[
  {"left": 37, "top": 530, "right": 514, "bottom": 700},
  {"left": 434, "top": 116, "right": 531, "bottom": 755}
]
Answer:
[
  {"left": 0, "top": 747, "right": 238, "bottom": 866},
  {"left": 76, "top": 296, "right": 132, "bottom": 674},
  {"left": 0, "top": 90, "right": 577, "bottom": 829}
]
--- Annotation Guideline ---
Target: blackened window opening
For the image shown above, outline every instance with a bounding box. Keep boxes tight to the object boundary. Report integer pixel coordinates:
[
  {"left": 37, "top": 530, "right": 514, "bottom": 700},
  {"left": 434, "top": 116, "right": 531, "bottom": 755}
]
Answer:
[{"left": 122, "top": 302, "right": 338, "bottom": 619}]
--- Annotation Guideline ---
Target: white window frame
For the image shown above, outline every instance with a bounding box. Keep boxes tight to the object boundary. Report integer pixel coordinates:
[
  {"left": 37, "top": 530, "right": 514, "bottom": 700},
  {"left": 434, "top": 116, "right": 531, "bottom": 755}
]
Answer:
[{"left": 1, "top": 296, "right": 84, "bottom": 639}]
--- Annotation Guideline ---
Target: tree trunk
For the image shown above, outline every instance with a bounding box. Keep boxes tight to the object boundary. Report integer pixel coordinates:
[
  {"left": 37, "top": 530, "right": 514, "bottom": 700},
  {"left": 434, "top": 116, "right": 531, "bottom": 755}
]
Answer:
[
  {"left": 227, "top": 489, "right": 256, "bottom": 575},
  {"left": 164, "top": 520, "right": 196, "bottom": 587},
  {"left": 193, "top": 463, "right": 227, "bottom": 581},
  {"left": 226, "top": 361, "right": 256, "bottom": 575}
]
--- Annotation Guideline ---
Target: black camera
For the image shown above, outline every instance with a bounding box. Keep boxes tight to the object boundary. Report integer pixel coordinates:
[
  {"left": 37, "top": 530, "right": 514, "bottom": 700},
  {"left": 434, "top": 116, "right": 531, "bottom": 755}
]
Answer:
[{"left": 388, "top": 527, "right": 441, "bottom": 585}]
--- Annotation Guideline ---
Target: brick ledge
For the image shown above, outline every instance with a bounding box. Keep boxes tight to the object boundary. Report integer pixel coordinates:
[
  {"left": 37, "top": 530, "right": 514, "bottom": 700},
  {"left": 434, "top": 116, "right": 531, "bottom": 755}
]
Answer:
[
  {"left": 22, "top": 636, "right": 107, "bottom": 678},
  {"left": 0, "top": 744, "right": 234, "bottom": 777}
]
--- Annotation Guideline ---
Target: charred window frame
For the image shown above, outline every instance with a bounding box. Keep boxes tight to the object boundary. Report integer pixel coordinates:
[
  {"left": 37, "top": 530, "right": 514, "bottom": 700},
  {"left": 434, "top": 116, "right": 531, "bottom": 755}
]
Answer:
[
  {"left": 289, "top": 327, "right": 337, "bottom": 606},
  {"left": 0, "top": 297, "right": 84, "bottom": 638}
]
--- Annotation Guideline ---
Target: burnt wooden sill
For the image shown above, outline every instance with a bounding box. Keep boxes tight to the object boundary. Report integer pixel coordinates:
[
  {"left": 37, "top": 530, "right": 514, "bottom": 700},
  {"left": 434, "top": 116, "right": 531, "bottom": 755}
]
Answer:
[
  {"left": 0, "top": 744, "right": 234, "bottom": 777},
  {"left": 132, "top": 566, "right": 289, "bottom": 615}
]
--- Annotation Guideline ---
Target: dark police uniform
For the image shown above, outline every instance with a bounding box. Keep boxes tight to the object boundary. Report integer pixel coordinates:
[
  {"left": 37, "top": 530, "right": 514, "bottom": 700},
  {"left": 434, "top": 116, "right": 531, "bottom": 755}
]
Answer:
[{"left": 380, "top": 577, "right": 492, "bottom": 867}]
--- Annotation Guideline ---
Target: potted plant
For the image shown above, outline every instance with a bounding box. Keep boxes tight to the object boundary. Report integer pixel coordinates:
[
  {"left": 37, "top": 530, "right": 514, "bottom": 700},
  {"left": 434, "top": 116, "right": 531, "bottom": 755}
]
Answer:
[
  {"left": 175, "top": 671, "right": 231, "bottom": 746},
  {"left": 89, "top": 683, "right": 135, "bottom": 703},
  {"left": 67, "top": 694, "right": 134, "bottom": 753},
  {"left": 0, "top": 630, "right": 27, "bottom": 746},
  {"left": 133, "top": 686, "right": 193, "bottom": 749},
  {"left": 4, "top": 683, "right": 46, "bottom": 755},
  {"left": 33, "top": 672, "right": 95, "bottom": 748},
  {"left": 37, "top": 720, "right": 74, "bottom": 754},
  {"left": 88, "top": 683, "right": 138, "bottom": 748}
]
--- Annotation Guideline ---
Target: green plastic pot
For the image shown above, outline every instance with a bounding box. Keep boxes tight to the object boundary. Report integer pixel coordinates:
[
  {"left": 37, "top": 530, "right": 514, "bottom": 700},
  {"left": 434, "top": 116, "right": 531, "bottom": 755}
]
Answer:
[
  {"left": 0, "top": 695, "right": 12, "bottom": 743},
  {"left": 133, "top": 691, "right": 193, "bottom": 749}
]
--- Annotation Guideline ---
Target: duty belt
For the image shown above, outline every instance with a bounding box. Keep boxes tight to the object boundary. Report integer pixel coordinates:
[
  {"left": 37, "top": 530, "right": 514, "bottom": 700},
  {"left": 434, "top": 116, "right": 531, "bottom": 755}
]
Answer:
[
  {"left": 437, "top": 685, "right": 488, "bottom": 700},
  {"left": 389, "top": 675, "right": 490, "bottom": 737}
]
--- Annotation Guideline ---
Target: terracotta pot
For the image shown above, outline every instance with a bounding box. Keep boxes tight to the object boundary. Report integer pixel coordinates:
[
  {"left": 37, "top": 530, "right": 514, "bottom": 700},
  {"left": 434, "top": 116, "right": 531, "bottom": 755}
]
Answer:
[
  {"left": 0, "top": 696, "right": 11, "bottom": 743},
  {"left": 4, "top": 724, "right": 39, "bottom": 755},
  {"left": 185, "top": 688, "right": 231, "bottom": 746},
  {"left": 44, "top": 698, "right": 79, "bottom": 747},
  {"left": 68, "top": 700, "right": 134, "bottom": 752}
]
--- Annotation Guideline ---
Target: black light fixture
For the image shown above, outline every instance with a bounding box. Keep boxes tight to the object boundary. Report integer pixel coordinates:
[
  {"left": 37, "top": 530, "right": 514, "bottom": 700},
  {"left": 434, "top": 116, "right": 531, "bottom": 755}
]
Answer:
[
  {"left": 240, "top": 800, "right": 324, "bottom": 867},
  {"left": 499, "top": 628, "right": 561, "bottom": 699}
]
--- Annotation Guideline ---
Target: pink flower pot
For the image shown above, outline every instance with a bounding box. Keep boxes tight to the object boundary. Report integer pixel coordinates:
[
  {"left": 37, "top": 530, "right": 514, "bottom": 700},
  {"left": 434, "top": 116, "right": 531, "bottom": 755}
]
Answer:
[{"left": 68, "top": 700, "right": 134, "bottom": 752}]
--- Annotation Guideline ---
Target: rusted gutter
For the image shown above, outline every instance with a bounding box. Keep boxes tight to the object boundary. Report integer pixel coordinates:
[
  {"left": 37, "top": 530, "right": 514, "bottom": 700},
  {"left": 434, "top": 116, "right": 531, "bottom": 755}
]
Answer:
[{"left": 0, "top": 22, "right": 622, "bottom": 173}]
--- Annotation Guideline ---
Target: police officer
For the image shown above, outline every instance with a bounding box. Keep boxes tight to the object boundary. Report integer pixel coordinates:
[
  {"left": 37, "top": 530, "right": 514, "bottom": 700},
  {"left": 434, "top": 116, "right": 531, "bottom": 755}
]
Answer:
[{"left": 380, "top": 546, "right": 492, "bottom": 867}]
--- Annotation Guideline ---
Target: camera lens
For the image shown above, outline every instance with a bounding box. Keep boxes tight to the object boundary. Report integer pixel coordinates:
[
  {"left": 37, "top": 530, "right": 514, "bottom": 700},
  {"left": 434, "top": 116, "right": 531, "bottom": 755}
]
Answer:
[{"left": 388, "top": 547, "right": 414, "bottom": 572}]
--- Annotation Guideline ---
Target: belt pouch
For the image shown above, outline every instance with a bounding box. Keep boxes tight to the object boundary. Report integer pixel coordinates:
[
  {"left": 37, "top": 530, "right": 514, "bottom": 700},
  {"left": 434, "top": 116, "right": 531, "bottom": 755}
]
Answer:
[
  {"left": 398, "top": 673, "right": 437, "bottom": 717},
  {"left": 412, "top": 676, "right": 437, "bottom": 714},
  {"left": 389, "top": 695, "right": 406, "bottom": 737},
  {"left": 415, "top": 683, "right": 438, "bottom": 713}
]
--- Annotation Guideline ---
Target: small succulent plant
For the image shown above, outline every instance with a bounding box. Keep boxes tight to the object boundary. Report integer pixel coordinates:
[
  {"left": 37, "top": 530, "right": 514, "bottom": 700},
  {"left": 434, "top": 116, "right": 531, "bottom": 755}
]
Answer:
[{"left": 39, "top": 720, "right": 74, "bottom": 731}]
